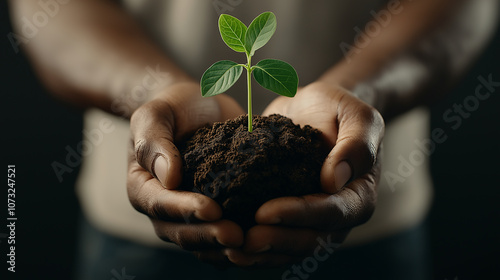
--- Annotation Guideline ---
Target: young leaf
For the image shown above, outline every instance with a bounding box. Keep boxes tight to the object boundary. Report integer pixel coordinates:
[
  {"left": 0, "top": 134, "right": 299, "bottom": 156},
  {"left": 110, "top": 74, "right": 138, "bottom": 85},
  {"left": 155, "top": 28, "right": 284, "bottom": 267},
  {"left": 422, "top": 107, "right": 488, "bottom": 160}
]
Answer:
[
  {"left": 201, "top": 60, "right": 243, "bottom": 97},
  {"left": 253, "top": 59, "right": 298, "bottom": 97},
  {"left": 245, "top": 12, "right": 277, "bottom": 56},
  {"left": 219, "top": 14, "right": 248, "bottom": 53}
]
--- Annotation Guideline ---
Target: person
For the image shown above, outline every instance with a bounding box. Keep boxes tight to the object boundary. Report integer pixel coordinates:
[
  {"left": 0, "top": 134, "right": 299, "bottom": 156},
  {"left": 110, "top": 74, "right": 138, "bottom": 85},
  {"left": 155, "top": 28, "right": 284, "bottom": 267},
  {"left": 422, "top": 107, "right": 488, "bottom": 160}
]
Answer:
[{"left": 8, "top": 0, "right": 498, "bottom": 279}]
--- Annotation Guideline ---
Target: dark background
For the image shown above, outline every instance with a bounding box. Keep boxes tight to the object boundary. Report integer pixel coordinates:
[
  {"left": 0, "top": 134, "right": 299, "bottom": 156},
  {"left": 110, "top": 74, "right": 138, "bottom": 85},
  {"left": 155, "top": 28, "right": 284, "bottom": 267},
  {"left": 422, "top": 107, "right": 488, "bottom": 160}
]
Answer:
[
  {"left": 428, "top": 9, "right": 500, "bottom": 280},
  {"left": 1, "top": 1, "right": 82, "bottom": 279},
  {"left": 1, "top": 1, "right": 499, "bottom": 279}
]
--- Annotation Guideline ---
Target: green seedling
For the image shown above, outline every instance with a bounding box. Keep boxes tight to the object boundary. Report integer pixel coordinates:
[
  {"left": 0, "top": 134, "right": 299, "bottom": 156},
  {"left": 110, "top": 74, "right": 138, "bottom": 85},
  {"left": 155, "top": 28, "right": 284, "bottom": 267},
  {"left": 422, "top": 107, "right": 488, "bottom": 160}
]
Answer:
[{"left": 201, "top": 12, "right": 298, "bottom": 132}]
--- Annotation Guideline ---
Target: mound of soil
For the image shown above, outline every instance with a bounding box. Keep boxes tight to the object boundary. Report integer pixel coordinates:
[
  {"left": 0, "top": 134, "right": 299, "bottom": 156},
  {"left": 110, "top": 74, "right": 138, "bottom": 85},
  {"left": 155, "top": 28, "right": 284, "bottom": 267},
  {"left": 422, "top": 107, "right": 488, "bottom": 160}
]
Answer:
[{"left": 180, "top": 114, "right": 327, "bottom": 230}]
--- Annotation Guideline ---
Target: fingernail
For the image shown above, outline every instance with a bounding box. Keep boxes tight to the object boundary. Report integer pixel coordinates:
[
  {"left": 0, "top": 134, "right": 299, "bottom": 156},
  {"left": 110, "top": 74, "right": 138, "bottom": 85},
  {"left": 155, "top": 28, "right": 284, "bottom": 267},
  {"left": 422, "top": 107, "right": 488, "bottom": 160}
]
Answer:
[
  {"left": 334, "top": 161, "right": 352, "bottom": 191},
  {"left": 224, "top": 249, "right": 256, "bottom": 266},
  {"left": 153, "top": 155, "right": 168, "bottom": 187},
  {"left": 254, "top": 244, "right": 271, "bottom": 253},
  {"left": 217, "top": 237, "right": 233, "bottom": 248}
]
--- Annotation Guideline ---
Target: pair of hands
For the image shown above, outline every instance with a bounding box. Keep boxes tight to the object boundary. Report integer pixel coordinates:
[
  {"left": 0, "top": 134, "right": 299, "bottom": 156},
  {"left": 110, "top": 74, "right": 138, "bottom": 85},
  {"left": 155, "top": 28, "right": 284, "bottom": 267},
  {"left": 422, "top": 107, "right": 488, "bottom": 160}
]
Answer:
[{"left": 127, "top": 81, "right": 384, "bottom": 267}]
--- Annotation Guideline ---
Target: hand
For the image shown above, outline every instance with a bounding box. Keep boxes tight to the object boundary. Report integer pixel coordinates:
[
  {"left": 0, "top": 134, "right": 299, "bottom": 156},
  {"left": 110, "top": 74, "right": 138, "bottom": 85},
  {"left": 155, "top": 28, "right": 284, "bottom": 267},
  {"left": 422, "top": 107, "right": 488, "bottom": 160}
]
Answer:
[
  {"left": 127, "top": 82, "right": 245, "bottom": 265},
  {"left": 223, "top": 81, "right": 384, "bottom": 267}
]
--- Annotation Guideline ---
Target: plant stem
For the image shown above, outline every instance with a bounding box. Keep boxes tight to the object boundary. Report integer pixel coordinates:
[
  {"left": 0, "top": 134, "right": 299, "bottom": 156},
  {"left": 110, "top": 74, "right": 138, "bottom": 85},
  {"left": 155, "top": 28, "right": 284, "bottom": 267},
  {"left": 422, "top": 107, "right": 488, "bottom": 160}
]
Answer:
[{"left": 246, "top": 54, "right": 253, "bottom": 132}]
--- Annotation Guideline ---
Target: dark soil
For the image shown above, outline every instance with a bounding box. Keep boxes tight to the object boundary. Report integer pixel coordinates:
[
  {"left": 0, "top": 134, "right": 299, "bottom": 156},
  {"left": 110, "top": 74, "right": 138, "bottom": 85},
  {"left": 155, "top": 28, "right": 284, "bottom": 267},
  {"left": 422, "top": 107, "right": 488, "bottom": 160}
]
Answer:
[{"left": 180, "top": 114, "right": 327, "bottom": 230}]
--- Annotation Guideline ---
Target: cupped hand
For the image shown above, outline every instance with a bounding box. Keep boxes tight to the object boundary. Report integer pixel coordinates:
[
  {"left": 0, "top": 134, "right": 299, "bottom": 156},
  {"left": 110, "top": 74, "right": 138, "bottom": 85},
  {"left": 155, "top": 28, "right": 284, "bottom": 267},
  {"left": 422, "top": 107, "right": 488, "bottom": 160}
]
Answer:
[
  {"left": 127, "top": 82, "right": 245, "bottom": 265},
  {"left": 224, "top": 81, "right": 385, "bottom": 267}
]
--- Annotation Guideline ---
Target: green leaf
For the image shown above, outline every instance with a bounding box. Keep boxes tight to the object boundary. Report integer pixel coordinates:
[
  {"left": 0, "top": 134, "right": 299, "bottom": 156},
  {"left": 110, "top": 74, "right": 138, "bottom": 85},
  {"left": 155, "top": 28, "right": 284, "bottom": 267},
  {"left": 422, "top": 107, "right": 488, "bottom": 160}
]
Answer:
[
  {"left": 201, "top": 60, "right": 243, "bottom": 97},
  {"left": 245, "top": 12, "right": 277, "bottom": 56},
  {"left": 218, "top": 14, "right": 247, "bottom": 53},
  {"left": 253, "top": 59, "right": 298, "bottom": 97}
]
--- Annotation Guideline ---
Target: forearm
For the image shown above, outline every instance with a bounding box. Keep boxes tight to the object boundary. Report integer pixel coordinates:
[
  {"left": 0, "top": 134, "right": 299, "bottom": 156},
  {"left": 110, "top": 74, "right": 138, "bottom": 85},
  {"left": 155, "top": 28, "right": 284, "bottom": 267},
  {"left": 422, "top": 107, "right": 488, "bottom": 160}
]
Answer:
[
  {"left": 8, "top": 0, "right": 193, "bottom": 118},
  {"left": 318, "top": 0, "right": 497, "bottom": 121}
]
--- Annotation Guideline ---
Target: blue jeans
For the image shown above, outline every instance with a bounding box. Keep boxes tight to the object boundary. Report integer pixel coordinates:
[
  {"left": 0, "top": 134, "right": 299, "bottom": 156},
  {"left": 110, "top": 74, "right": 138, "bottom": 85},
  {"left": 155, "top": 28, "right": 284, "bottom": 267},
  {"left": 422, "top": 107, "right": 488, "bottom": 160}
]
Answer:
[{"left": 74, "top": 216, "right": 430, "bottom": 280}]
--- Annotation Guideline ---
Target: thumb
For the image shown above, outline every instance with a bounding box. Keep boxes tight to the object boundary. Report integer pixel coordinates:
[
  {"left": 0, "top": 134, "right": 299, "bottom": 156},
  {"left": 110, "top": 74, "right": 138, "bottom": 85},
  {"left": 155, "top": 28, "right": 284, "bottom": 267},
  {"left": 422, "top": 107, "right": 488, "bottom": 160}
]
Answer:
[
  {"left": 320, "top": 96, "right": 384, "bottom": 193},
  {"left": 130, "top": 99, "right": 182, "bottom": 189}
]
